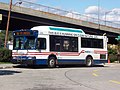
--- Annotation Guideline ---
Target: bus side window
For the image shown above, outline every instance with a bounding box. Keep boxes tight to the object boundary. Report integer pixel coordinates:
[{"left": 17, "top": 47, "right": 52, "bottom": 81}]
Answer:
[
  {"left": 63, "top": 40, "right": 70, "bottom": 51},
  {"left": 38, "top": 38, "right": 46, "bottom": 49}
]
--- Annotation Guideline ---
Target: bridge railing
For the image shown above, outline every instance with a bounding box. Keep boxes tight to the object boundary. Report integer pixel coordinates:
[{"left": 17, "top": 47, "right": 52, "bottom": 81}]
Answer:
[{"left": 2, "top": 0, "right": 120, "bottom": 29}]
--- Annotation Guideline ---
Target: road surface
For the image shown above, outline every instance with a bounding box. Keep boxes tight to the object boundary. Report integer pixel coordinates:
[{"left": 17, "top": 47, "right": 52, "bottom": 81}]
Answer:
[{"left": 0, "top": 64, "right": 120, "bottom": 90}]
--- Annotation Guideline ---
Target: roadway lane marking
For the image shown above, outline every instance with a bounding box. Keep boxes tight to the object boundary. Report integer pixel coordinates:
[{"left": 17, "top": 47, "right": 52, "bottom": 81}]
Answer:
[
  {"left": 92, "top": 70, "right": 99, "bottom": 77},
  {"left": 92, "top": 73, "right": 98, "bottom": 77},
  {"left": 109, "top": 80, "right": 120, "bottom": 85},
  {"left": 93, "top": 70, "right": 98, "bottom": 72}
]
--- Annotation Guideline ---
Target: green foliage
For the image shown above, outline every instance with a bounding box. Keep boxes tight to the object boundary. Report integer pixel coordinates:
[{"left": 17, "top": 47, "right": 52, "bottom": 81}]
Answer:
[
  {"left": 108, "top": 44, "right": 117, "bottom": 55},
  {"left": 109, "top": 54, "right": 117, "bottom": 63},
  {"left": 0, "top": 30, "right": 13, "bottom": 48},
  {"left": 0, "top": 48, "right": 12, "bottom": 62},
  {"left": 0, "top": 31, "right": 13, "bottom": 62},
  {"left": 108, "top": 44, "right": 118, "bottom": 62},
  {"left": 108, "top": 48, "right": 117, "bottom": 55}
]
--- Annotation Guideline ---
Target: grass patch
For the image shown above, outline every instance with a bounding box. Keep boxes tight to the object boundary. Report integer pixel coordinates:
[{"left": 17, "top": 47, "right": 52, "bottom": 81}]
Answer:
[{"left": 0, "top": 62, "right": 12, "bottom": 64}]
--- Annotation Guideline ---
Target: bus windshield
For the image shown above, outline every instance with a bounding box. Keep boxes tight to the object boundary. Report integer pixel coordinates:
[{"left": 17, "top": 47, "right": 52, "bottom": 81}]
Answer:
[{"left": 13, "top": 36, "right": 36, "bottom": 50}]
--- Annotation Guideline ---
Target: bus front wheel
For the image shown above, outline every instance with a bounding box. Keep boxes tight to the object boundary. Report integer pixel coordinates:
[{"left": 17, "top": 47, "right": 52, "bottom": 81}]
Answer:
[
  {"left": 86, "top": 57, "right": 93, "bottom": 67},
  {"left": 48, "top": 57, "right": 56, "bottom": 68}
]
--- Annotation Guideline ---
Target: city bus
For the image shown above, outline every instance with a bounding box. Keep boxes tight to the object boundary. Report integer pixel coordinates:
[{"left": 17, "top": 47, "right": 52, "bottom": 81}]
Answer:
[{"left": 12, "top": 26, "right": 108, "bottom": 67}]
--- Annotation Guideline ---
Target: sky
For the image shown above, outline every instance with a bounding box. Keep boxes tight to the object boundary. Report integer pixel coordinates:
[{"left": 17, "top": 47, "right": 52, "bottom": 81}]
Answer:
[{"left": 1, "top": 0, "right": 120, "bottom": 24}]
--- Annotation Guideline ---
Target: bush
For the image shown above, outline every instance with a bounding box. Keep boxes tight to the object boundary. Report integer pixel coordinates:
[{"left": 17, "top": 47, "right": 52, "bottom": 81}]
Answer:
[
  {"left": 0, "top": 48, "right": 12, "bottom": 62},
  {"left": 109, "top": 54, "right": 117, "bottom": 63},
  {"left": 108, "top": 48, "right": 117, "bottom": 55},
  {"left": 108, "top": 44, "right": 118, "bottom": 63}
]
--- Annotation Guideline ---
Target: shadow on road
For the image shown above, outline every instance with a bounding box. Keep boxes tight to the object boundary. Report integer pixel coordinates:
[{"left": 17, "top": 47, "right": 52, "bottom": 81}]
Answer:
[
  {"left": 0, "top": 70, "right": 21, "bottom": 76},
  {"left": 13, "top": 64, "right": 104, "bottom": 69}
]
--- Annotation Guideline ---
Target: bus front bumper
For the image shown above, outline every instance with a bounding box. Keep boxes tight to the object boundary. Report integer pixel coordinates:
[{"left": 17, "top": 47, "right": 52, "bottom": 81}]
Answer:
[{"left": 11, "top": 56, "right": 36, "bottom": 65}]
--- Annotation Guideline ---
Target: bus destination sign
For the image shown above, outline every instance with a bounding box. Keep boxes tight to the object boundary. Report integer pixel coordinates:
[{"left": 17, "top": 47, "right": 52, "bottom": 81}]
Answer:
[{"left": 14, "top": 31, "right": 31, "bottom": 36}]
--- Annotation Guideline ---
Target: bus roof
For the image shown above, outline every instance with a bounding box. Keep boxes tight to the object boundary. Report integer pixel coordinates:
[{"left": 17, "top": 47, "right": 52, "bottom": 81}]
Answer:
[
  {"left": 31, "top": 26, "right": 85, "bottom": 34},
  {"left": 31, "top": 26, "right": 107, "bottom": 39}
]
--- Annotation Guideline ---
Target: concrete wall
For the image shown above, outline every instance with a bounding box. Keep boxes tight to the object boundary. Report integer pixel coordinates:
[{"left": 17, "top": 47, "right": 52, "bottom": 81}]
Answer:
[
  {"left": 11, "top": 4, "right": 120, "bottom": 34},
  {"left": 0, "top": 14, "right": 2, "bottom": 23}
]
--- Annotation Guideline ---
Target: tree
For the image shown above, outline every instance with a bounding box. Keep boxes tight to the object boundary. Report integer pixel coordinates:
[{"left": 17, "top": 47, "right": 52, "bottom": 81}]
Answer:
[
  {"left": 0, "top": 30, "right": 12, "bottom": 48},
  {"left": 115, "top": 35, "right": 120, "bottom": 63}
]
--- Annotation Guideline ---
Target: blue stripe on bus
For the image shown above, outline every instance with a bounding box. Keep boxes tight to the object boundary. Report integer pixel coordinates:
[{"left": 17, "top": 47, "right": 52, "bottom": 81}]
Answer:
[
  {"left": 35, "top": 59, "right": 108, "bottom": 65},
  {"left": 35, "top": 59, "right": 85, "bottom": 65},
  {"left": 93, "top": 60, "right": 108, "bottom": 64},
  {"left": 58, "top": 59, "right": 85, "bottom": 64},
  {"left": 12, "top": 59, "right": 108, "bottom": 65},
  {"left": 35, "top": 59, "right": 47, "bottom": 65},
  {"left": 49, "top": 27, "right": 84, "bottom": 33}
]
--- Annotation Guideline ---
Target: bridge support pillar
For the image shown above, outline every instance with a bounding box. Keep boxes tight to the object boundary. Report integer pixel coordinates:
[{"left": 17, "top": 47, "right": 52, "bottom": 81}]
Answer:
[{"left": 0, "top": 14, "right": 2, "bottom": 24}]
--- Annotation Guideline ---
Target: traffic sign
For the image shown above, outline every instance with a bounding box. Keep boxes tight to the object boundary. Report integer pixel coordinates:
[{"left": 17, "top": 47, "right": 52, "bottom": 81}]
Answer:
[{"left": 115, "top": 36, "right": 120, "bottom": 41}]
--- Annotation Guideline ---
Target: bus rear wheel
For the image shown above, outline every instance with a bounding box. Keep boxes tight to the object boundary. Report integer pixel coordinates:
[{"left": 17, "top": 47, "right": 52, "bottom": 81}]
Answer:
[
  {"left": 48, "top": 57, "right": 56, "bottom": 68},
  {"left": 86, "top": 57, "right": 93, "bottom": 67}
]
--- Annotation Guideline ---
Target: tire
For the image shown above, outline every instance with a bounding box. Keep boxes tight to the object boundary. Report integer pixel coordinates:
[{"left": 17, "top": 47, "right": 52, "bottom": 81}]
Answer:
[
  {"left": 86, "top": 57, "right": 93, "bottom": 67},
  {"left": 48, "top": 57, "right": 56, "bottom": 68}
]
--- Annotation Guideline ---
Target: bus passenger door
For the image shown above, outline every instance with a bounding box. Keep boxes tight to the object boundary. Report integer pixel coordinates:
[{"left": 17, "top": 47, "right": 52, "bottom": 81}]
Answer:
[{"left": 37, "top": 38, "right": 47, "bottom": 52}]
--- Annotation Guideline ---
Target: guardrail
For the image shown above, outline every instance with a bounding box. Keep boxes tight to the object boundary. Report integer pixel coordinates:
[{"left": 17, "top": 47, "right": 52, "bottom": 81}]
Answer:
[{"left": 1, "top": 0, "right": 120, "bottom": 29}]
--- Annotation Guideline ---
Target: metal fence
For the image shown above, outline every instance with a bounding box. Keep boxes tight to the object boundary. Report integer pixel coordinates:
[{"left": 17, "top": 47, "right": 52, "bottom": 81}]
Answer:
[{"left": 2, "top": 0, "right": 120, "bottom": 29}]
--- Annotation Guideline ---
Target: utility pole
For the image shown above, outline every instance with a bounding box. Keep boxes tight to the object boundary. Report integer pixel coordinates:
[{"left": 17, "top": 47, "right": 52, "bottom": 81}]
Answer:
[
  {"left": 4, "top": 0, "right": 12, "bottom": 48},
  {"left": 98, "top": 0, "right": 100, "bottom": 30}
]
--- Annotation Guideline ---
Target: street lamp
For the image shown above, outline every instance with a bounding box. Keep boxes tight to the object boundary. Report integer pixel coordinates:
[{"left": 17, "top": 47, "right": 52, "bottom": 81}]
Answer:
[
  {"left": 97, "top": 0, "right": 100, "bottom": 30},
  {"left": 104, "top": 11, "right": 111, "bottom": 26},
  {"left": 14, "top": 0, "right": 22, "bottom": 6},
  {"left": 4, "top": 0, "right": 22, "bottom": 48}
]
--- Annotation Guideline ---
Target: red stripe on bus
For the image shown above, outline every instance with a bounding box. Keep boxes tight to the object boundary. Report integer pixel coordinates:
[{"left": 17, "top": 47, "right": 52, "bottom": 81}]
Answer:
[
  {"left": 12, "top": 50, "right": 85, "bottom": 56},
  {"left": 94, "top": 50, "right": 107, "bottom": 54}
]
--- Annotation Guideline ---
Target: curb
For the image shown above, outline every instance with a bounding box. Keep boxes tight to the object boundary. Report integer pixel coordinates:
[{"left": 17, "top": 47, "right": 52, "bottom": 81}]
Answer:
[
  {"left": 0, "top": 66, "right": 13, "bottom": 69},
  {"left": 105, "top": 63, "right": 120, "bottom": 67},
  {"left": 0, "top": 64, "right": 14, "bottom": 69}
]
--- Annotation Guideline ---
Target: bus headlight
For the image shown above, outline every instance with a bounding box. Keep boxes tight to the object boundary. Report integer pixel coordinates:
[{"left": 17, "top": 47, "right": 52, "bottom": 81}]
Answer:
[
  {"left": 28, "top": 57, "right": 32, "bottom": 59},
  {"left": 28, "top": 56, "right": 36, "bottom": 60},
  {"left": 13, "top": 57, "right": 17, "bottom": 59}
]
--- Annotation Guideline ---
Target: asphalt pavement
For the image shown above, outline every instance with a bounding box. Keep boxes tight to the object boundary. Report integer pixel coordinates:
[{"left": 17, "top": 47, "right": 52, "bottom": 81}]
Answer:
[{"left": 0, "top": 62, "right": 120, "bottom": 90}]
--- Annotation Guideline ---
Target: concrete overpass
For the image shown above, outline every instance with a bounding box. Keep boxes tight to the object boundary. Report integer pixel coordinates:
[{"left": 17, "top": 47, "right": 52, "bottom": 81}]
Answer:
[{"left": 0, "top": 1, "right": 120, "bottom": 44}]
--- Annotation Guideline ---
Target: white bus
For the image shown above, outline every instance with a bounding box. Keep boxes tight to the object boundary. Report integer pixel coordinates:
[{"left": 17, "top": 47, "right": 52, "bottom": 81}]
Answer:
[{"left": 12, "top": 26, "right": 108, "bottom": 67}]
